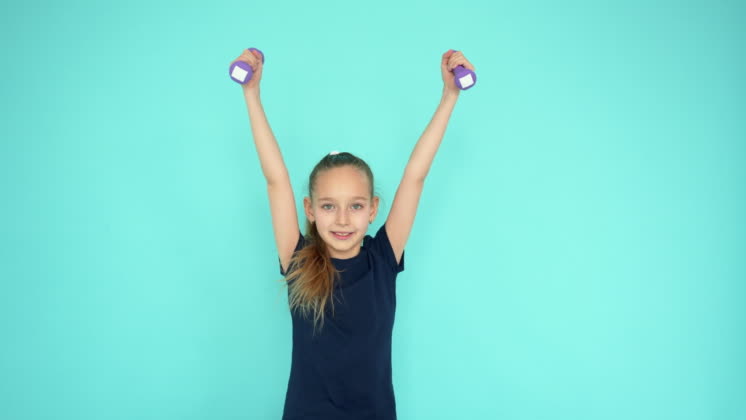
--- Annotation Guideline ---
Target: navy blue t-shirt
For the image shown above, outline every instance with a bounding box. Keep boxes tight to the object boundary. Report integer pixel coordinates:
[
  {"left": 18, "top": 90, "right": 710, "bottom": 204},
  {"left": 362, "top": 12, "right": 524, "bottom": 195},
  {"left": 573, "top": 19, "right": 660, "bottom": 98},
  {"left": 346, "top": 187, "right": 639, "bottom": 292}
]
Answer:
[{"left": 278, "top": 222, "right": 405, "bottom": 420}]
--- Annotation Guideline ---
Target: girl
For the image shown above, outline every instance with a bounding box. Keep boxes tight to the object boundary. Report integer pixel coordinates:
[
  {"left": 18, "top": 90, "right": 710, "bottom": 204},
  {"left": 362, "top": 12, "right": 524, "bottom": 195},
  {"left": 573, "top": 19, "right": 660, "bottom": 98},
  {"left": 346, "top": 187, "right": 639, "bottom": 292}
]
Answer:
[{"left": 230, "top": 48, "right": 476, "bottom": 419}]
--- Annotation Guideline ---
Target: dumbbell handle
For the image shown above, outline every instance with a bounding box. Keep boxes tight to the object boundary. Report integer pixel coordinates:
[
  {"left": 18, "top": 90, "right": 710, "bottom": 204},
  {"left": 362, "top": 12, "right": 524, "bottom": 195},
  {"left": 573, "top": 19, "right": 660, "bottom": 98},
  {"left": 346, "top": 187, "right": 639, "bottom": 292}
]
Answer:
[{"left": 229, "top": 48, "right": 264, "bottom": 84}]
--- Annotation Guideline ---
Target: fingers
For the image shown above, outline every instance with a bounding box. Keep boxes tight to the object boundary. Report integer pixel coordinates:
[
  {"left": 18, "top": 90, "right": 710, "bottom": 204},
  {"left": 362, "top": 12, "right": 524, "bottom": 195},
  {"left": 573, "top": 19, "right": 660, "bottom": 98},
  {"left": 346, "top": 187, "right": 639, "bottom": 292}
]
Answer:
[
  {"left": 443, "top": 50, "right": 475, "bottom": 72},
  {"left": 243, "top": 50, "right": 260, "bottom": 70},
  {"left": 229, "top": 49, "right": 262, "bottom": 71},
  {"left": 442, "top": 49, "right": 456, "bottom": 65}
]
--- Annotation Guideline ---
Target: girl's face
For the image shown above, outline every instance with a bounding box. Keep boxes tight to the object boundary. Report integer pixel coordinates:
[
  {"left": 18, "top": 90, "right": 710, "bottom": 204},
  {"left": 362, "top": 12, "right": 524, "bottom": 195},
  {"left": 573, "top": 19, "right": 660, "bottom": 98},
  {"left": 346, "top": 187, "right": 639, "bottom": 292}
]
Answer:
[{"left": 304, "top": 166, "right": 379, "bottom": 259}]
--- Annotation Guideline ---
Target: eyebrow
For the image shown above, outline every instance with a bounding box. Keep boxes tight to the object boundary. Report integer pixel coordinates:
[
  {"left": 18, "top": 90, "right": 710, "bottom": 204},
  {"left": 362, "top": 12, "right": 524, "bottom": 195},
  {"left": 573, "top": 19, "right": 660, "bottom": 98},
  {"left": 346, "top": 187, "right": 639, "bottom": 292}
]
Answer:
[{"left": 319, "top": 196, "right": 368, "bottom": 201}]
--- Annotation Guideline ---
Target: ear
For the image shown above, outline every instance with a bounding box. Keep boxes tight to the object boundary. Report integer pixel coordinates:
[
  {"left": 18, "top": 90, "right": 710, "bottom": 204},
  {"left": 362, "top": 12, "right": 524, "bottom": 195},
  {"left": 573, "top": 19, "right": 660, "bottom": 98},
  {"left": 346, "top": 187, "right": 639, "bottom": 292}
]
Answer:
[
  {"left": 303, "top": 196, "right": 314, "bottom": 222},
  {"left": 370, "top": 196, "right": 380, "bottom": 221}
]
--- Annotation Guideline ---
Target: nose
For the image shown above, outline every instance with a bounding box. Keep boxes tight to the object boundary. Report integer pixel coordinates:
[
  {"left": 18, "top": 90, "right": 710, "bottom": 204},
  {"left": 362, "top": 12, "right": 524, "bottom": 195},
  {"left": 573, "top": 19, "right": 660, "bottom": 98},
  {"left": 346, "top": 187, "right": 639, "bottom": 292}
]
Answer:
[{"left": 336, "top": 207, "right": 349, "bottom": 225}]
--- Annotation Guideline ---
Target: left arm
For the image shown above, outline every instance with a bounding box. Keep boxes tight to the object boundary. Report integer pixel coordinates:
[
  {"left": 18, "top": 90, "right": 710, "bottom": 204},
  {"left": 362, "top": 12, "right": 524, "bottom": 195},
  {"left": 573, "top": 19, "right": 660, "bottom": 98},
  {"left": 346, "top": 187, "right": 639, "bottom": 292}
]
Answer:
[
  {"left": 386, "top": 50, "right": 475, "bottom": 264},
  {"left": 386, "top": 90, "right": 459, "bottom": 265}
]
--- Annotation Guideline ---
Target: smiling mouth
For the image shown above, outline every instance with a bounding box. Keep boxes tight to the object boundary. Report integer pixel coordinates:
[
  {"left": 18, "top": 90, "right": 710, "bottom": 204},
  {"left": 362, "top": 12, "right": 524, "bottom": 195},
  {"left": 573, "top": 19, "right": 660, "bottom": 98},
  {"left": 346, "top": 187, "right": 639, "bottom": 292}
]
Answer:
[{"left": 331, "top": 231, "right": 353, "bottom": 239}]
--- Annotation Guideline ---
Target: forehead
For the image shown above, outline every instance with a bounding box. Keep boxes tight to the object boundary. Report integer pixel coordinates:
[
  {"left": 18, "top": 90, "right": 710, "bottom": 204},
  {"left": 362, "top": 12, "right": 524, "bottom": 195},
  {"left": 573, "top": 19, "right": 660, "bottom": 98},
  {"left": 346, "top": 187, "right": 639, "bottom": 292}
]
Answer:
[{"left": 315, "top": 166, "right": 369, "bottom": 200}]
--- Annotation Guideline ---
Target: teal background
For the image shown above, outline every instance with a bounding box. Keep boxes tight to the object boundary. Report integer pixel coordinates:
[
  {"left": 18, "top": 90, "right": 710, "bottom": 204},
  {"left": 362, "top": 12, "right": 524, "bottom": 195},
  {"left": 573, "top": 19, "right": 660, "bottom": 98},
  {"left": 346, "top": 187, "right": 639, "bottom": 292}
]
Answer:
[{"left": 1, "top": 1, "right": 744, "bottom": 419}]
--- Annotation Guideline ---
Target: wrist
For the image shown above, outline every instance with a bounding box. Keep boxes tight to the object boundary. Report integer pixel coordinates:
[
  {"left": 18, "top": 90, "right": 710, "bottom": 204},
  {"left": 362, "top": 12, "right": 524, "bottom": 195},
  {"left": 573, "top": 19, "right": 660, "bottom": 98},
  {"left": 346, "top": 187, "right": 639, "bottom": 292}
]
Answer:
[
  {"left": 441, "top": 89, "right": 460, "bottom": 101},
  {"left": 243, "top": 87, "right": 261, "bottom": 101}
]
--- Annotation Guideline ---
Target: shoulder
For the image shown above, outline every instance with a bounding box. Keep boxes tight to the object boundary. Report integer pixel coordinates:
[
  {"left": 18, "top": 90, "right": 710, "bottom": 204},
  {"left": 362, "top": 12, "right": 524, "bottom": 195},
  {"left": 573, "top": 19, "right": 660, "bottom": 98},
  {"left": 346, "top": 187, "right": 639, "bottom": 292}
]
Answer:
[
  {"left": 363, "top": 223, "right": 405, "bottom": 274},
  {"left": 279, "top": 231, "right": 309, "bottom": 276}
]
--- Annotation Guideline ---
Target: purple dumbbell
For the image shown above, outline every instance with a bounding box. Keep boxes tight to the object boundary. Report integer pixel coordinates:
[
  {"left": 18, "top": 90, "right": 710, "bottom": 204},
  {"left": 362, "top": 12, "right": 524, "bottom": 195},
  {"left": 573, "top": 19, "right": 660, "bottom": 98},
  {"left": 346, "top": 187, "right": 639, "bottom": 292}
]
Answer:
[
  {"left": 229, "top": 48, "right": 264, "bottom": 84},
  {"left": 451, "top": 50, "right": 477, "bottom": 90}
]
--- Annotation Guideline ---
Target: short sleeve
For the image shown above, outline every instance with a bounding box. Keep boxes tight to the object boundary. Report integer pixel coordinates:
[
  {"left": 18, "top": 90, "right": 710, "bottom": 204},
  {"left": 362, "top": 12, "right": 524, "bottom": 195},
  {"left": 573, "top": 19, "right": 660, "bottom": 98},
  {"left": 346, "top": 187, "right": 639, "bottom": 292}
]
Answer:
[
  {"left": 279, "top": 232, "right": 306, "bottom": 276},
  {"left": 367, "top": 222, "right": 405, "bottom": 274}
]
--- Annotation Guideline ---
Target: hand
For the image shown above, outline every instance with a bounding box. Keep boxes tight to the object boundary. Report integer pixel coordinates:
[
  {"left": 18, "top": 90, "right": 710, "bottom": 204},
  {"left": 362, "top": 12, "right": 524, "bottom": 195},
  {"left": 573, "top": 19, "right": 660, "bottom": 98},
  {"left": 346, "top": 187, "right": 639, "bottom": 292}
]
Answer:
[
  {"left": 229, "top": 49, "right": 264, "bottom": 95},
  {"left": 441, "top": 49, "right": 476, "bottom": 97}
]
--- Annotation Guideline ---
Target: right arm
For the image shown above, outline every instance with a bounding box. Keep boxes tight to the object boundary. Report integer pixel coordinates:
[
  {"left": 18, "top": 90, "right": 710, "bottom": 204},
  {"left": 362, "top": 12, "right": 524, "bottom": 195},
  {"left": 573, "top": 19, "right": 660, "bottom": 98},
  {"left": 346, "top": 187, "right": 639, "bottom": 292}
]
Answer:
[{"left": 243, "top": 89, "right": 301, "bottom": 274}]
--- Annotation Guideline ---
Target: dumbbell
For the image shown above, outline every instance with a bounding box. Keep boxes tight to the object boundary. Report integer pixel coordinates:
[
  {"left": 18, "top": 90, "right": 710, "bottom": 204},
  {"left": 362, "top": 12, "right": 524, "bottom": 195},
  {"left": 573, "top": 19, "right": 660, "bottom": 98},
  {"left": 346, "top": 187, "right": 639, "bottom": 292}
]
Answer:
[
  {"left": 229, "top": 48, "right": 264, "bottom": 84},
  {"left": 451, "top": 50, "right": 477, "bottom": 90}
]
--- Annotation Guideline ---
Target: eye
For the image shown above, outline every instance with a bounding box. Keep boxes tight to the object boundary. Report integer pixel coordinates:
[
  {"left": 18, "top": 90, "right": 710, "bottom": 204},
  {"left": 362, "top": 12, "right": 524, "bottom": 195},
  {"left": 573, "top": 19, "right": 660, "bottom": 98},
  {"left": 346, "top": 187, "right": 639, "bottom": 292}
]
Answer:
[
  {"left": 352, "top": 203, "right": 364, "bottom": 210},
  {"left": 322, "top": 204, "right": 333, "bottom": 210}
]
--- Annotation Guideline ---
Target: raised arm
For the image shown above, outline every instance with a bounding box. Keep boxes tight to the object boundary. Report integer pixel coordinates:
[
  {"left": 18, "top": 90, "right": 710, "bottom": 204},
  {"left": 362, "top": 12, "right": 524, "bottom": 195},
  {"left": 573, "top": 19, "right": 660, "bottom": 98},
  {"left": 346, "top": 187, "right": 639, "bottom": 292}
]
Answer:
[
  {"left": 234, "top": 49, "right": 300, "bottom": 273},
  {"left": 386, "top": 92, "right": 458, "bottom": 265},
  {"left": 385, "top": 50, "right": 475, "bottom": 264}
]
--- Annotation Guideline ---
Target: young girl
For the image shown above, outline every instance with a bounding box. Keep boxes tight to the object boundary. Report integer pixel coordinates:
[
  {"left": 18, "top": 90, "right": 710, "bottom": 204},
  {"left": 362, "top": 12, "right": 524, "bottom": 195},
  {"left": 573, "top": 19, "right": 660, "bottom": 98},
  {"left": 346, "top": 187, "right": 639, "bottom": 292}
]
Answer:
[{"left": 230, "top": 48, "right": 476, "bottom": 419}]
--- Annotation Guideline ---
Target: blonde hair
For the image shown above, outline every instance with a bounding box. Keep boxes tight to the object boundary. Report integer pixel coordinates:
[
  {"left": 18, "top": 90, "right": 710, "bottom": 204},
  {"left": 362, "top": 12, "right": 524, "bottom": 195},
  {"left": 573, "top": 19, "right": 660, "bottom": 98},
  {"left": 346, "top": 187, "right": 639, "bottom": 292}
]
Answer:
[{"left": 278, "top": 151, "right": 376, "bottom": 336}]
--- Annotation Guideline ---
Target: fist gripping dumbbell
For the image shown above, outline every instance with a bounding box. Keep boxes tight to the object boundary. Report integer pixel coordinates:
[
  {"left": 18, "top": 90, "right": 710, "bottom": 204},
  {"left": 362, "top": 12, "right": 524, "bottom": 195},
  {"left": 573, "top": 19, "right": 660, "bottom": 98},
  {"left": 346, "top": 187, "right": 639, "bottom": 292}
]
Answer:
[
  {"left": 229, "top": 48, "right": 264, "bottom": 84},
  {"left": 451, "top": 50, "right": 477, "bottom": 90}
]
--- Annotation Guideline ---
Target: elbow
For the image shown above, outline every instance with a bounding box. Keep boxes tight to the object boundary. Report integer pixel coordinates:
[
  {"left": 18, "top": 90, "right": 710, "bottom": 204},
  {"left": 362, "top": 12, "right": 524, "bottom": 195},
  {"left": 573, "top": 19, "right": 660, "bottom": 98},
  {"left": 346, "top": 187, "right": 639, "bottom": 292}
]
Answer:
[{"left": 404, "top": 169, "right": 427, "bottom": 184}]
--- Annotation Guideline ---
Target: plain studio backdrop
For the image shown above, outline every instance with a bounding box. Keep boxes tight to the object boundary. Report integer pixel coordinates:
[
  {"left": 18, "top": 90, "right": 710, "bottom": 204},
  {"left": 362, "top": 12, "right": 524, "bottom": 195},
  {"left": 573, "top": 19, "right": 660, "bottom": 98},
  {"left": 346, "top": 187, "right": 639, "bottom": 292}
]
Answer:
[{"left": 1, "top": 1, "right": 744, "bottom": 419}]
